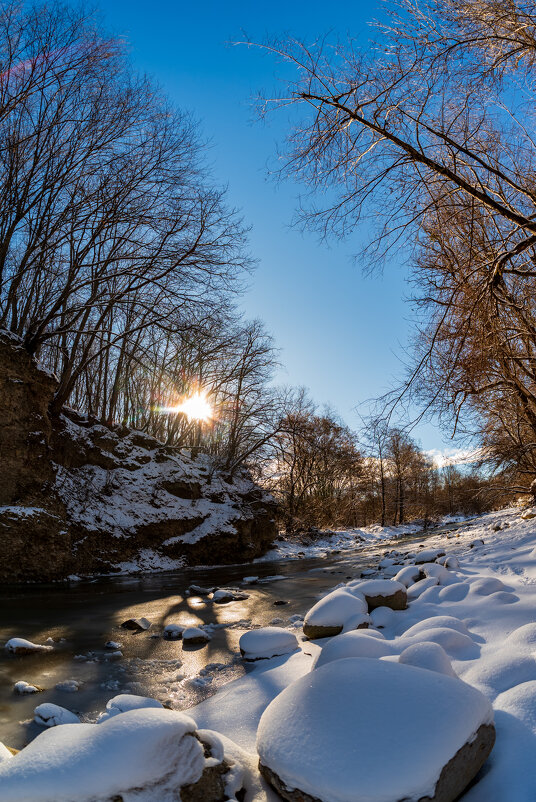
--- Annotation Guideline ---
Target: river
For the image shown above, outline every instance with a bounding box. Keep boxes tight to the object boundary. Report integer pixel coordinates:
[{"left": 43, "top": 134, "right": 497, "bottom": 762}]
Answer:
[{"left": 0, "top": 522, "right": 469, "bottom": 750}]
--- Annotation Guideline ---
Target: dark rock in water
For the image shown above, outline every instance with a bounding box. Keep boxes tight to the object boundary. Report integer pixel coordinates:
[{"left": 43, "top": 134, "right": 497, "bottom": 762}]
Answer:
[
  {"left": 121, "top": 618, "right": 151, "bottom": 631},
  {"left": 273, "top": 600, "right": 289, "bottom": 606},
  {"left": 0, "top": 331, "right": 277, "bottom": 582}
]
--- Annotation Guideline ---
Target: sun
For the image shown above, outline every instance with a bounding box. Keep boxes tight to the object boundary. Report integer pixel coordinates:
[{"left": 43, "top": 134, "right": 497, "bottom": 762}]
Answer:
[{"left": 173, "top": 391, "right": 213, "bottom": 422}]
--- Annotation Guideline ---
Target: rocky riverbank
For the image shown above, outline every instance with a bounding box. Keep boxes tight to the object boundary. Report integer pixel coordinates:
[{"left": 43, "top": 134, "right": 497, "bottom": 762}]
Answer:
[{"left": 0, "top": 331, "right": 276, "bottom": 582}]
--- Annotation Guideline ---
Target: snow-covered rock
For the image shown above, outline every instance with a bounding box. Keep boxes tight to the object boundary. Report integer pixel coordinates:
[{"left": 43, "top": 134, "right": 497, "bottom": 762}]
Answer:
[
  {"left": 0, "top": 708, "right": 244, "bottom": 801},
  {"left": 182, "top": 626, "right": 210, "bottom": 644},
  {"left": 212, "top": 588, "right": 249, "bottom": 604},
  {"left": 97, "top": 694, "right": 163, "bottom": 723},
  {"left": 55, "top": 680, "right": 80, "bottom": 693},
  {"left": 5, "top": 638, "right": 52, "bottom": 655},
  {"left": 407, "top": 576, "right": 439, "bottom": 599},
  {"left": 393, "top": 565, "right": 423, "bottom": 587},
  {"left": 347, "top": 578, "right": 407, "bottom": 611},
  {"left": 163, "top": 623, "right": 185, "bottom": 640},
  {"left": 0, "top": 743, "right": 13, "bottom": 764},
  {"left": 13, "top": 680, "right": 42, "bottom": 694},
  {"left": 312, "top": 630, "right": 395, "bottom": 669},
  {"left": 239, "top": 628, "right": 299, "bottom": 661},
  {"left": 398, "top": 642, "right": 457, "bottom": 677},
  {"left": 303, "top": 589, "right": 369, "bottom": 639},
  {"left": 104, "top": 640, "right": 122, "bottom": 650},
  {"left": 414, "top": 548, "right": 446, "bottom": 564},
  {"left": 257, "top": 658, "right": 495, "bottom": 802},
  {"left": 34, "top": 704, "right": 80, "bottom": 728},
  {"left": 369, "top": 605, "right": 398, "bottom": 629}
]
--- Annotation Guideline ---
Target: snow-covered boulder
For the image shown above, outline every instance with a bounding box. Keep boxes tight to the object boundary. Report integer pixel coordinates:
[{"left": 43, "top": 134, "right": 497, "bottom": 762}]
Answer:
[
  {"left": 393, "top": 565, "right": 423, "bottom": 588},
  {"left": 257, "top": 658, "right": 495, "bottom": 802},
  {"left": 348, "top": 578, "right": 407, "bottom": 611},
  {"left": 163, "top": 623, "right": 185, "bottom": 640},
  {"left": 414, "top": 548, "right": 446, "bottom": 564},
  {"left": 5, "top": 638, "right": 52, "bottom": 655},
  {"left": 312, "top": 630, "right": 395, "bottom": 669},
  {"left": 407, "top": 576, "right": 439, "bottom": 599},
  {"left": 189, "top": 584, "right": 214, "bottom": 595},
  {"left": 398, "top": 642, "right": 457, "bottom": 677},
  {"left": 469, "top": 539, "right": 485, "bottom": 549},
  {"left": 239, "top": 628, "right": 299, "bottom": 661},
  {"left": 303, "top": 589, "right": 369, "bottom": 639},
  {"left": 98, "top": 694, "right": 163, "bottom": 723},
  {"left": 0, "top": 743, "right": 13, "bottom": 764},
  {"left": 120, "top": 617, "right": 151, "bottom": 631},
  {"left": 401, "top": 627, "right": 478, "bottom": 660},
  {"left": 55, "top": 680, "right": 80, "bottom": 693},
  {"left": 420, "top": 563, "right": 452, "bottom": 585},
  {"left": 182, "top": 626, "right": 210, "bottom": 644},
  {"left": 0, "top": 708, "right": 245, "bottom": 801},
  {"left": 443, "top": 555, "right": 460, "bottom": 570},
  {"left": 371, "top": 605, "right": 400, "bottom": 630},
  {"left": 34, "top": 704, "right": 80, "bottom": 727},
  {"left": 212, "top": 588, "right": 249, "bottom": 604},
  {"left": 402, "top": 616, "right": 471, "bottom": 639},
  {"left": 13, "top": 680, "right": 42, "bottom": 694}
]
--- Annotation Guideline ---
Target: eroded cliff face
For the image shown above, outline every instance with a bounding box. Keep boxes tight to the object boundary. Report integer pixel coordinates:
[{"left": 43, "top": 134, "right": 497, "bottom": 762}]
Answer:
[{"left": 0, "top": 332, "right": 277, "bottom": 582}]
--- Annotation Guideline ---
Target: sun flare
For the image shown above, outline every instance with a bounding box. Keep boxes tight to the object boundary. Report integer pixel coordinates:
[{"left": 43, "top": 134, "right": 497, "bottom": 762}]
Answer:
[{"left": 166, "top": 391, "right": 213, "bottom": 422}]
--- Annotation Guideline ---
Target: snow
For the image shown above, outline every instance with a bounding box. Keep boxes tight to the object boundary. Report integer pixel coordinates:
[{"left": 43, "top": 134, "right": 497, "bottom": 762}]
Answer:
[
  {"left": 256, "top": 658, "right": 493, "bottom": 802},
  {"left": 182, "top": 626, "right": 210, "bottom": 643},
  {"left": 303, "top": 588, "right": 369, "bottom": 632},
  {"left": 55, "top": 680, "right": 80, "bottom": 692},
  {"left": 393, "top": 565, "right": 422, "bottom": 587},
  {"left": 0, "top": 743, "right": 13, "bottom": 764},
  {"left": 163, "top": 623, "right": 185, "bottom": 640},
  {"left": 239, "top": 628, "right": 299, "bottom": 661},
  {"left": 312, "top": 630, "right": 395, "bottom": 669},
  {"left": 347, "top": 578, "right": 406, "bottom": 599},
  {"left": 13, "top": 680, "right": 40, "bottom": 694},
  {"left": 5, "top": 638, "right": 52, "bottom": 654},
  {"left": 213, "top": 588, "right": 249, "bottom": 603},
  {"left": 10, "top": 505, "right": 536, "bottom": 800},
  {"left": 398, "top": 642, "right": 457, "bottom": 677},
  {"left": 172, "top": 507, "right": 536, "bottom": 800},
  {"left": 414, "top": 548, "right": 446, "bottom": 564},
  {"left": 97, "top": 694, "right": 163, "bottom": 722},
  {"left": 0, "top": 709, "right": 206, "bottom": 801},
  {"left": 34, "top": 704, "right": 80, "bottom": 727}
]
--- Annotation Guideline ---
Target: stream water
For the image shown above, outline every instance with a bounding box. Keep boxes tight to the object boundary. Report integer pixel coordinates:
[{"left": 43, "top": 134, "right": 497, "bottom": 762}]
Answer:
[{"left": 0, "top": 521, "right": 470, "bottom": 750}]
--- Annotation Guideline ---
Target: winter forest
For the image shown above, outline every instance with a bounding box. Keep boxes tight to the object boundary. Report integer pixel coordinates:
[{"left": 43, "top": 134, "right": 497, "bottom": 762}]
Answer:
[{"left": 3, "top": 1, "right": 536, "bottom": 801}]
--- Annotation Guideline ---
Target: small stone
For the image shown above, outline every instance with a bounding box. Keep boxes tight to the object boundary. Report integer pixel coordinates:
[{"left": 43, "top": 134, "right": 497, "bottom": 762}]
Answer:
[{"left": 121, "top": 617, "right": 151, "bottom": 631}]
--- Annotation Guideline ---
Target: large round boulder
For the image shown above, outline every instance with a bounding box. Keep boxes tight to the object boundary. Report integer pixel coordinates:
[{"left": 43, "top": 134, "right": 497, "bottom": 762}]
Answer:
[
  {"left": 348, "top": 579, "right": 407, "bottom": 611},
  {"left": 257, "top": 657, "right": 495, "bottom": 802},
  {"left": 0, "top": 708, "right": 244, "bottom": 801},
  {"left": 239, "top": 627, "right": 299, "bottom": 661},
  {"left": 303, "top": 589, "right": 369, "bottom": 639}
]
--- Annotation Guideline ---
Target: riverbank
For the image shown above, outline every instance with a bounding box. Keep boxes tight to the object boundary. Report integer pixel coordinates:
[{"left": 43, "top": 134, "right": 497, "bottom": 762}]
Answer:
[
  {"left": 186, "top": 504, "right": 536, "bottom": 799},
  {"left": 3, "top": 506, "right": 536, "bottom": 799}
]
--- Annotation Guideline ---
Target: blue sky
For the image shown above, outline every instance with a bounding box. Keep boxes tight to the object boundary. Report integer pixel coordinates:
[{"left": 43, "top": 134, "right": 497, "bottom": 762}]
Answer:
[{"left": 95, "top": 0, "right": 456, "bottom": 454}]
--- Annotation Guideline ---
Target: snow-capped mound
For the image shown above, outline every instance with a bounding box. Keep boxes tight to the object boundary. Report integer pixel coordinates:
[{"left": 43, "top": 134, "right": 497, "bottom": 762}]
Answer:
[
  {"left": 239, "top": 628, "right": 299, "bottom": 661},
  {"left": 97, "top": 694, "right": 163, "bottom": 723},
  {"left": 347, "top": 578, "right": 407, "bottom": 611},
  {"left": 5, "top": 638, "right": 52, "bottom": 655},
  {"left": 303, "top": 589, "right": 369, "bottom": 639},
  {"left": 398, "top": 642, "right": 457, "bottom": 677},
  {"left": 312, "top": 630, "right": 395, "bottom": 669},
  {"left": 393, "top": 565, "right": 423, "bottom": 587},
  {"left": 0, "top": 708, "right": 243, "bottom": 801},
  {"left": 257, "top": 658, "right": 495, "bottom": 802},
  {"left": 34, "top": 704, "right": 79, "bottom": 727}
]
